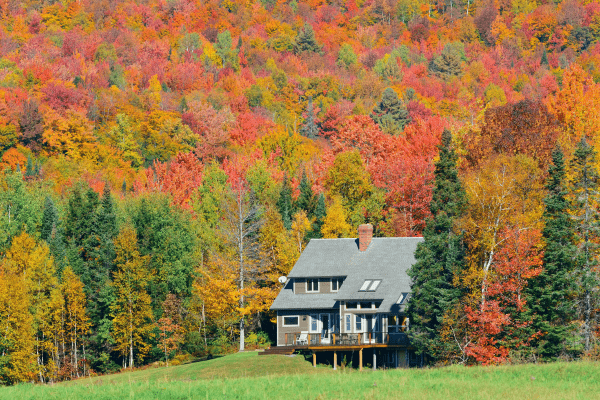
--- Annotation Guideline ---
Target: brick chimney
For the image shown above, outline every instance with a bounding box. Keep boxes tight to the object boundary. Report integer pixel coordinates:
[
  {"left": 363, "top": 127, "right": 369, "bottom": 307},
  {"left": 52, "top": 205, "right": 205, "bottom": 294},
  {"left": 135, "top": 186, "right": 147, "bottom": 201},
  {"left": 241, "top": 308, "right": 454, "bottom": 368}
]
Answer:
[{"left": 358, "top": 224, "right": 373, "bottom": 252}]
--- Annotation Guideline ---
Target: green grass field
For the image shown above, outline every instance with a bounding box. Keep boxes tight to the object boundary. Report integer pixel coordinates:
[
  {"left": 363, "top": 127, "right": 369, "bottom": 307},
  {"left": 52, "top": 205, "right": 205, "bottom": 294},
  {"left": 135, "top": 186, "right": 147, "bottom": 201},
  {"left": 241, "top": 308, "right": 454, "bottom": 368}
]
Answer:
[{"left": 1, "top": 351, "right": 599, "bottom": 399}]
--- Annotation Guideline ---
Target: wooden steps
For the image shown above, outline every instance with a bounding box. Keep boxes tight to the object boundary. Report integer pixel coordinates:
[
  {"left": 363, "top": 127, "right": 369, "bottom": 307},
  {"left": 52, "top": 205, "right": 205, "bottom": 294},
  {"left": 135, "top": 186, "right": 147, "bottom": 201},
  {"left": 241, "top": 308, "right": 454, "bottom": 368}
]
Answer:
[{"left": 259, "top": 347, "right": 295, "bottom": 356}]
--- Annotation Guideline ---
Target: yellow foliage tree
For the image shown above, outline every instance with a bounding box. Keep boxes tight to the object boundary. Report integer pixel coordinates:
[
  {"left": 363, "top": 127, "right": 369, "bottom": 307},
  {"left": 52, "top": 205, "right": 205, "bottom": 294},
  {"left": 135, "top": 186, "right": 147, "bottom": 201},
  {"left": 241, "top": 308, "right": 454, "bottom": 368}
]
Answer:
[
  {"left": 4, "top": 232, "right": 59, "bottom": 382},
  {"left": 42, "top": 110, "right": 98, "bottom": 160},
  {"left": 321, "top": 196, "right": 353, "bottom": 238},
  {"left": 62, "top": 267, "right": 90, "bottom": 378},
  {"left": 0, "top": 263, "right": 35, "bottom": 384},
  {"left": 291, "top": 210, "right": 311, "bottom": 254},
  {"left": 546, "top": 64, "right": 600, "bottom": 159},
  {"left": 460, "top": 155, "right": 544, "bottom": 306},
  {"left": 111, "top": 226, "right": 154, "bottom": 369}
]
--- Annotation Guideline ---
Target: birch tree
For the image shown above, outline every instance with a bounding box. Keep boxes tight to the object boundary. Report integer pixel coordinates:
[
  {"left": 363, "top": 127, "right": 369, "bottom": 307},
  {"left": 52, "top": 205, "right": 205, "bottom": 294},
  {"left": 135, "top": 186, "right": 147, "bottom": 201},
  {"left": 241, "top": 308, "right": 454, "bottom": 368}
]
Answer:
[{"left": 111, "top": 226, "right": 154, "bottom": 369}]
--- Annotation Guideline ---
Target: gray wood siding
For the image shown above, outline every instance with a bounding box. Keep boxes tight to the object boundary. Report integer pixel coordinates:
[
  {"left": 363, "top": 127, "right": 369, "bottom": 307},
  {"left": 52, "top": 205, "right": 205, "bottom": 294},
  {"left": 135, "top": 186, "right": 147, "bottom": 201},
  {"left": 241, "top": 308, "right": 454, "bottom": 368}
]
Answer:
[
  {"left": 293, "top": 278, "right": 334, "bottom": 294},
  {"left": 294, "top": 279, "right": 306, "bottom": 294},
  {"left": 277, "top": 309, "right": 339, "bottom": 346},
  {"left": 277, "top": 312, "right": 309, "bottom": 346}
]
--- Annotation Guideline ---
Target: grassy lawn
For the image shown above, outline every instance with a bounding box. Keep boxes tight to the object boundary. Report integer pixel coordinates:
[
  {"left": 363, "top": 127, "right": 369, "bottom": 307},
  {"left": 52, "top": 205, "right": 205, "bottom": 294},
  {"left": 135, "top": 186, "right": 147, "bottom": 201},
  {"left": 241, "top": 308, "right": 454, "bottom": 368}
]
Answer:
[{"left": 1, "top": 351, "right": 599, "bottom": 399}]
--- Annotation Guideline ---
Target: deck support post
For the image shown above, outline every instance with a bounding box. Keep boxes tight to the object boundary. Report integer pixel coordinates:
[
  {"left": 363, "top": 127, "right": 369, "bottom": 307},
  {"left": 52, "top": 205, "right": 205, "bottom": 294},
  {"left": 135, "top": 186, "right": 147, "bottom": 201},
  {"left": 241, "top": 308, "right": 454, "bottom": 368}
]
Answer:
[
  {"left": 359, "top": 348, "right": 363, "bottom": 371},
  {"left": 333, "top": 351, "right": 337, "bottom": 370},
  {"left": 313, "top": 352, "right": 316, "bottom": 368},
  {"left": 373, "top": 349, "right": 377, "bottom": 370}
]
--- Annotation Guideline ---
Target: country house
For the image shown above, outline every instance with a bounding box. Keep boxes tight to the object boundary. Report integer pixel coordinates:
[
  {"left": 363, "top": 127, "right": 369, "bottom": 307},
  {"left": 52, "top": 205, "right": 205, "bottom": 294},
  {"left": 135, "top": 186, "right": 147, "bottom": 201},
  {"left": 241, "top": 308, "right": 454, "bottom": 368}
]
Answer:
[{"left": 265, "top": 224, "right": 424, "bottom": 369}]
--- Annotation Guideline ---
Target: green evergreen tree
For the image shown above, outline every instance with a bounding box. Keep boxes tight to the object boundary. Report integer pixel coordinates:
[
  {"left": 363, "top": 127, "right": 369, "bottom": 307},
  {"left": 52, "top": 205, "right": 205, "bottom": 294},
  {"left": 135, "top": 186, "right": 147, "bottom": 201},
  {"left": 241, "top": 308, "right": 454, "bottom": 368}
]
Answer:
[
  {"left": 371, "top": 88, "right": 410, "bottom": 135},
  {"left": 407, "top": 129, "right": 466, "bottom": 360},
  {"left": 40, "top": 196, "right": 58, "bottom": 242},
  {"left": 300, "top": 98, "right": 318, "bottom": 139},
  {"left": 25, "top": 154, "right": 34, "bottom": 177},
  {"left": 98, "top": 185, "right": 118, "bottom": 272},
  {"left": 527, "top": 147, "right": 578, "bottom": 360},
  {"left": 541, "top": 47, "right": 549, "bottom": 67},
  {"left": 296, "top": 172, "right": 315, "bottom": 216},
  {"left": 310, "top": 193, "right": 327, "bottom": 239},
  {"left": 568, "top": 138, "right": 600, "bottom": 353},
  {"left": 179, "top": 96, "right": 189, "bottom": 113},
  {"left": 429, "top": 43, "right": 464, "bottom": 79},
  {"left": 294, "top": 24, "right": 322, "bottom": 54},
  {"left": 277, "top": 177, "right": 294, "bottom": 230}
]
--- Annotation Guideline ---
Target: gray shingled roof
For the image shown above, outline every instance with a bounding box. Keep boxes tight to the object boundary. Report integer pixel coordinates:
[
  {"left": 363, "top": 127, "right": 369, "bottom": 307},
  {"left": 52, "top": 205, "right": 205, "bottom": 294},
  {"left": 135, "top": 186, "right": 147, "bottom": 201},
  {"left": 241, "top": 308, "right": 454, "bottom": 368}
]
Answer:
[{"left": 270, "top": 237, "right": 423, "bottom": 313}]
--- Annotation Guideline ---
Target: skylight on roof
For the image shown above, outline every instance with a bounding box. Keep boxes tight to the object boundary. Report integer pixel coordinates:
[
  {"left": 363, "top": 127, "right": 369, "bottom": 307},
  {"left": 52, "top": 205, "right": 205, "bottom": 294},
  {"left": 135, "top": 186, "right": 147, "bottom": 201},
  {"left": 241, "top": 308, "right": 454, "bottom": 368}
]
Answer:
[
  {"left": 359, "top": 279, "right": 382, "bottom": 292},
  {"left": 359, "top": 280, "right": 372, "bottom": 291}
]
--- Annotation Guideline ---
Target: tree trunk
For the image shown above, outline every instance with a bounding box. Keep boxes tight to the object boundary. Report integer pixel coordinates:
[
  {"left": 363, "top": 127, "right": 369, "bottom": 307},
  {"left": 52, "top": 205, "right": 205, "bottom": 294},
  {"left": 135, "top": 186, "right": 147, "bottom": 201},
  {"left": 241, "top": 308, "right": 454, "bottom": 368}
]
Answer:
[{"left": 238, "top": 193, "right": 245, "bottom": 352}]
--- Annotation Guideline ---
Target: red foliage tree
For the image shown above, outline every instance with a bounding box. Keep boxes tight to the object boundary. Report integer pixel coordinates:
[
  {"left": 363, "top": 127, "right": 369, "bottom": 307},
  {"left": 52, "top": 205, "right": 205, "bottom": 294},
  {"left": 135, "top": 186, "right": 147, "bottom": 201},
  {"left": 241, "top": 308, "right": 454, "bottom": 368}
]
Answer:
[
  {"left": 465, "top": 228, "right": 543, "bottom": 365},
  {"left": 134, "top": 152, "right": 204, "bottom": 209}
]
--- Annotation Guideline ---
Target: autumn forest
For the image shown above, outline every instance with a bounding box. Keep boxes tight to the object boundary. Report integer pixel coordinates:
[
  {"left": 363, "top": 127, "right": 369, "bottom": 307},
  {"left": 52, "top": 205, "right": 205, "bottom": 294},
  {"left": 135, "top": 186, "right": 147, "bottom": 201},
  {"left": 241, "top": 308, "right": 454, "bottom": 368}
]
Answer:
[{"left": 0, "top": 0, "right": 599, "bottom": 385}]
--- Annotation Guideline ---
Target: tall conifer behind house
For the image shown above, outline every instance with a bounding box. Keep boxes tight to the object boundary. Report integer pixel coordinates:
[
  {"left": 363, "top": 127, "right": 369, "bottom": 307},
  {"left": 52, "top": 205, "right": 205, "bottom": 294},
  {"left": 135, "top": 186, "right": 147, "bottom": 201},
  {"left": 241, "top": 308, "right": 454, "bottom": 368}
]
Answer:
[
  {"left": 407, "top": 129, "right": 466, "bottom": 360},
  {"left": 568, "top": 138, "right": 600, "bottom": 353},
  {"left": 527, "top": 147, "right": 578, "bottom": 359}
]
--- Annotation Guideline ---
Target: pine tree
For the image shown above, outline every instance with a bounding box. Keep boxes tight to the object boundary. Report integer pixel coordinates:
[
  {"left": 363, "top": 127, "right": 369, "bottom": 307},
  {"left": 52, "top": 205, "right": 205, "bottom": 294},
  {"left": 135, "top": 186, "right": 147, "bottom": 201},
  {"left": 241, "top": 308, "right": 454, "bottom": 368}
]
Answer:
[
  {"left": 294, "top": 24, "right": 322, "bottom": 54},
  {"left": 568, "top": 138, "right": 600, "bottom": 352},
  {"left": 98, "top": 185, "right": 117, "bottom": 272},
  {"left": 371, "top": 88, "right": 410, "bottom": 135},
  {"left": 527, "top": 147, "right": 578, "bottom": 360},
  {"left": 310, "top": 193, "right": 327, "bottom": 239},
  {"left": 25, "top": 154, "right": 34, "bottom": 177},
  {"left": 296, "top": 172, "right": 315, "bottom": 216},
  {"left": 41, "top": 197, "right": 58, "bottom": 243},
  {"left": 407, "top": 129, "right": 466, "bottom": 360},
  {"left": 300, "top": 98, "right": 318, "bottom": 139},
  {"left": 541, "top": 47, "right": 549, "bottom": 67},
  {"left": 277, "top": 177, "right": 294, "bottom": 230}
]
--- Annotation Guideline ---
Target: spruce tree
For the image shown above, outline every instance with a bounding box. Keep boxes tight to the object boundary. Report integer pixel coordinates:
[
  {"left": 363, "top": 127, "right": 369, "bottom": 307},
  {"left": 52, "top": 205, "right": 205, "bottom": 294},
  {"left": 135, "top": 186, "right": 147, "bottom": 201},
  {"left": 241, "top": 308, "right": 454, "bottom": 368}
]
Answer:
[
  {"left": 294, "top": 24, "right": 322, "bottom": 54},
  {"left": 527, "top": 147, "right": 578, "bottom": 360},
  {"left": 296, "top": 172, "right": 315, "bottom": 216},
  {"left": 310, "top": 193, "right": 327, "bottom": 239},
  {"left": 40, "top": 196, "right": 67, "bottom": 275},
  {"left": 371, "top": 88, "right": 410, "bottom": 135},
  {"left": 277, "top": 177, "right": 294, "bottom": 230},
  {"left": 407, "top": 129, "right": 466, "bottom": 360},
  {"left": 541, "top": 47, "right": 549, "bottom": 67},
  {"left": 40, "top": 197, "right": 58, "bottom": 242},
  {"left": 569, "top": 138, "right": 600, "bottom": 352},
  {"left": 300, "top": 98, "right": 319, "bottom": 139},
  {"left": 98, "top": 185, "right": 118, "bottom": 272},
  {"left": 25, "top": 155, "right": 34, "bottom": 177}
]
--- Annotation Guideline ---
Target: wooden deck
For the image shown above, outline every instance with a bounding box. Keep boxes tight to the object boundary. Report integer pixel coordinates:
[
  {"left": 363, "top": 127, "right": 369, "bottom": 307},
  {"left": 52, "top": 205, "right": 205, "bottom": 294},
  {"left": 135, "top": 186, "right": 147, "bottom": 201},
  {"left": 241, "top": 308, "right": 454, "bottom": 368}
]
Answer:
[{"left": 260, "top": 344, "right": 410, "bottom": 370}]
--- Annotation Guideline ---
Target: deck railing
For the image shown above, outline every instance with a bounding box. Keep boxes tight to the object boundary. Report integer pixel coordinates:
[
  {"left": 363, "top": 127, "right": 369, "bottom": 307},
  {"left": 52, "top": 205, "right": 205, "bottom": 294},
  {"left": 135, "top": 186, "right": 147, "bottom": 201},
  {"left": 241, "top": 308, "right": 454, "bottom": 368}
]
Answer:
[{"left": 283, "top": 332, "right": 409, "bottom": 347}]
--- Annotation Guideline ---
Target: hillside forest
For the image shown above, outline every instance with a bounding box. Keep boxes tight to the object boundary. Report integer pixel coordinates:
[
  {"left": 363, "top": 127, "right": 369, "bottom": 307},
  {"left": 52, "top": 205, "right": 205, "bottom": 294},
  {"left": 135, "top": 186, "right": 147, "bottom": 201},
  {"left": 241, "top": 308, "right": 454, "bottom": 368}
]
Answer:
[{"left": 1, "top": 0, "right": 600, "bottom": 384}]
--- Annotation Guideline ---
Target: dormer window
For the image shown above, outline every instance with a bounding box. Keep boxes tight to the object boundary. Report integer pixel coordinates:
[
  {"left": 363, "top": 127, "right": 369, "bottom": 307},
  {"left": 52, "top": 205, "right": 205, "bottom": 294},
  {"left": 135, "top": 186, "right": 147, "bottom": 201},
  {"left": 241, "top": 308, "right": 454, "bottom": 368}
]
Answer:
[
  {"left": 331, "top": 278, "right": 343, "bottom": 292},
  {"left": 306, "top": 278, "right": 319, "bottom": 292}
]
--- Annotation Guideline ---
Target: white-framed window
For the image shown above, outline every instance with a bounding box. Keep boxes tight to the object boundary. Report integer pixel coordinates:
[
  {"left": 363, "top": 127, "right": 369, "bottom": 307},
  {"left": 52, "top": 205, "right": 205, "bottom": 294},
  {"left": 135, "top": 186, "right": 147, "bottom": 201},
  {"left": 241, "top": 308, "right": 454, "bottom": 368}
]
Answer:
[
  {"left": 331, "top": 278, "right": 343, "bottom": 292},
  {"left": 346, "top": 301, "right": 358, "bottom": 309},
  {"left": 345, "top": 314, "right": 351, "bottom": 332},
  {"left": 310, "top": 314, "right": 319, "bottom": 333},
  {"left": 306, "top": 278, "right": 319, "bottom": 292},
  {"left": 282, "top": 316, "right": 299, "bottom": 327},
  {"left": 355, "top": 314, "right": 362, "bottom": 332},
  {"left": 359, "top": 280, "right": 372, "bottom": 291}
]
